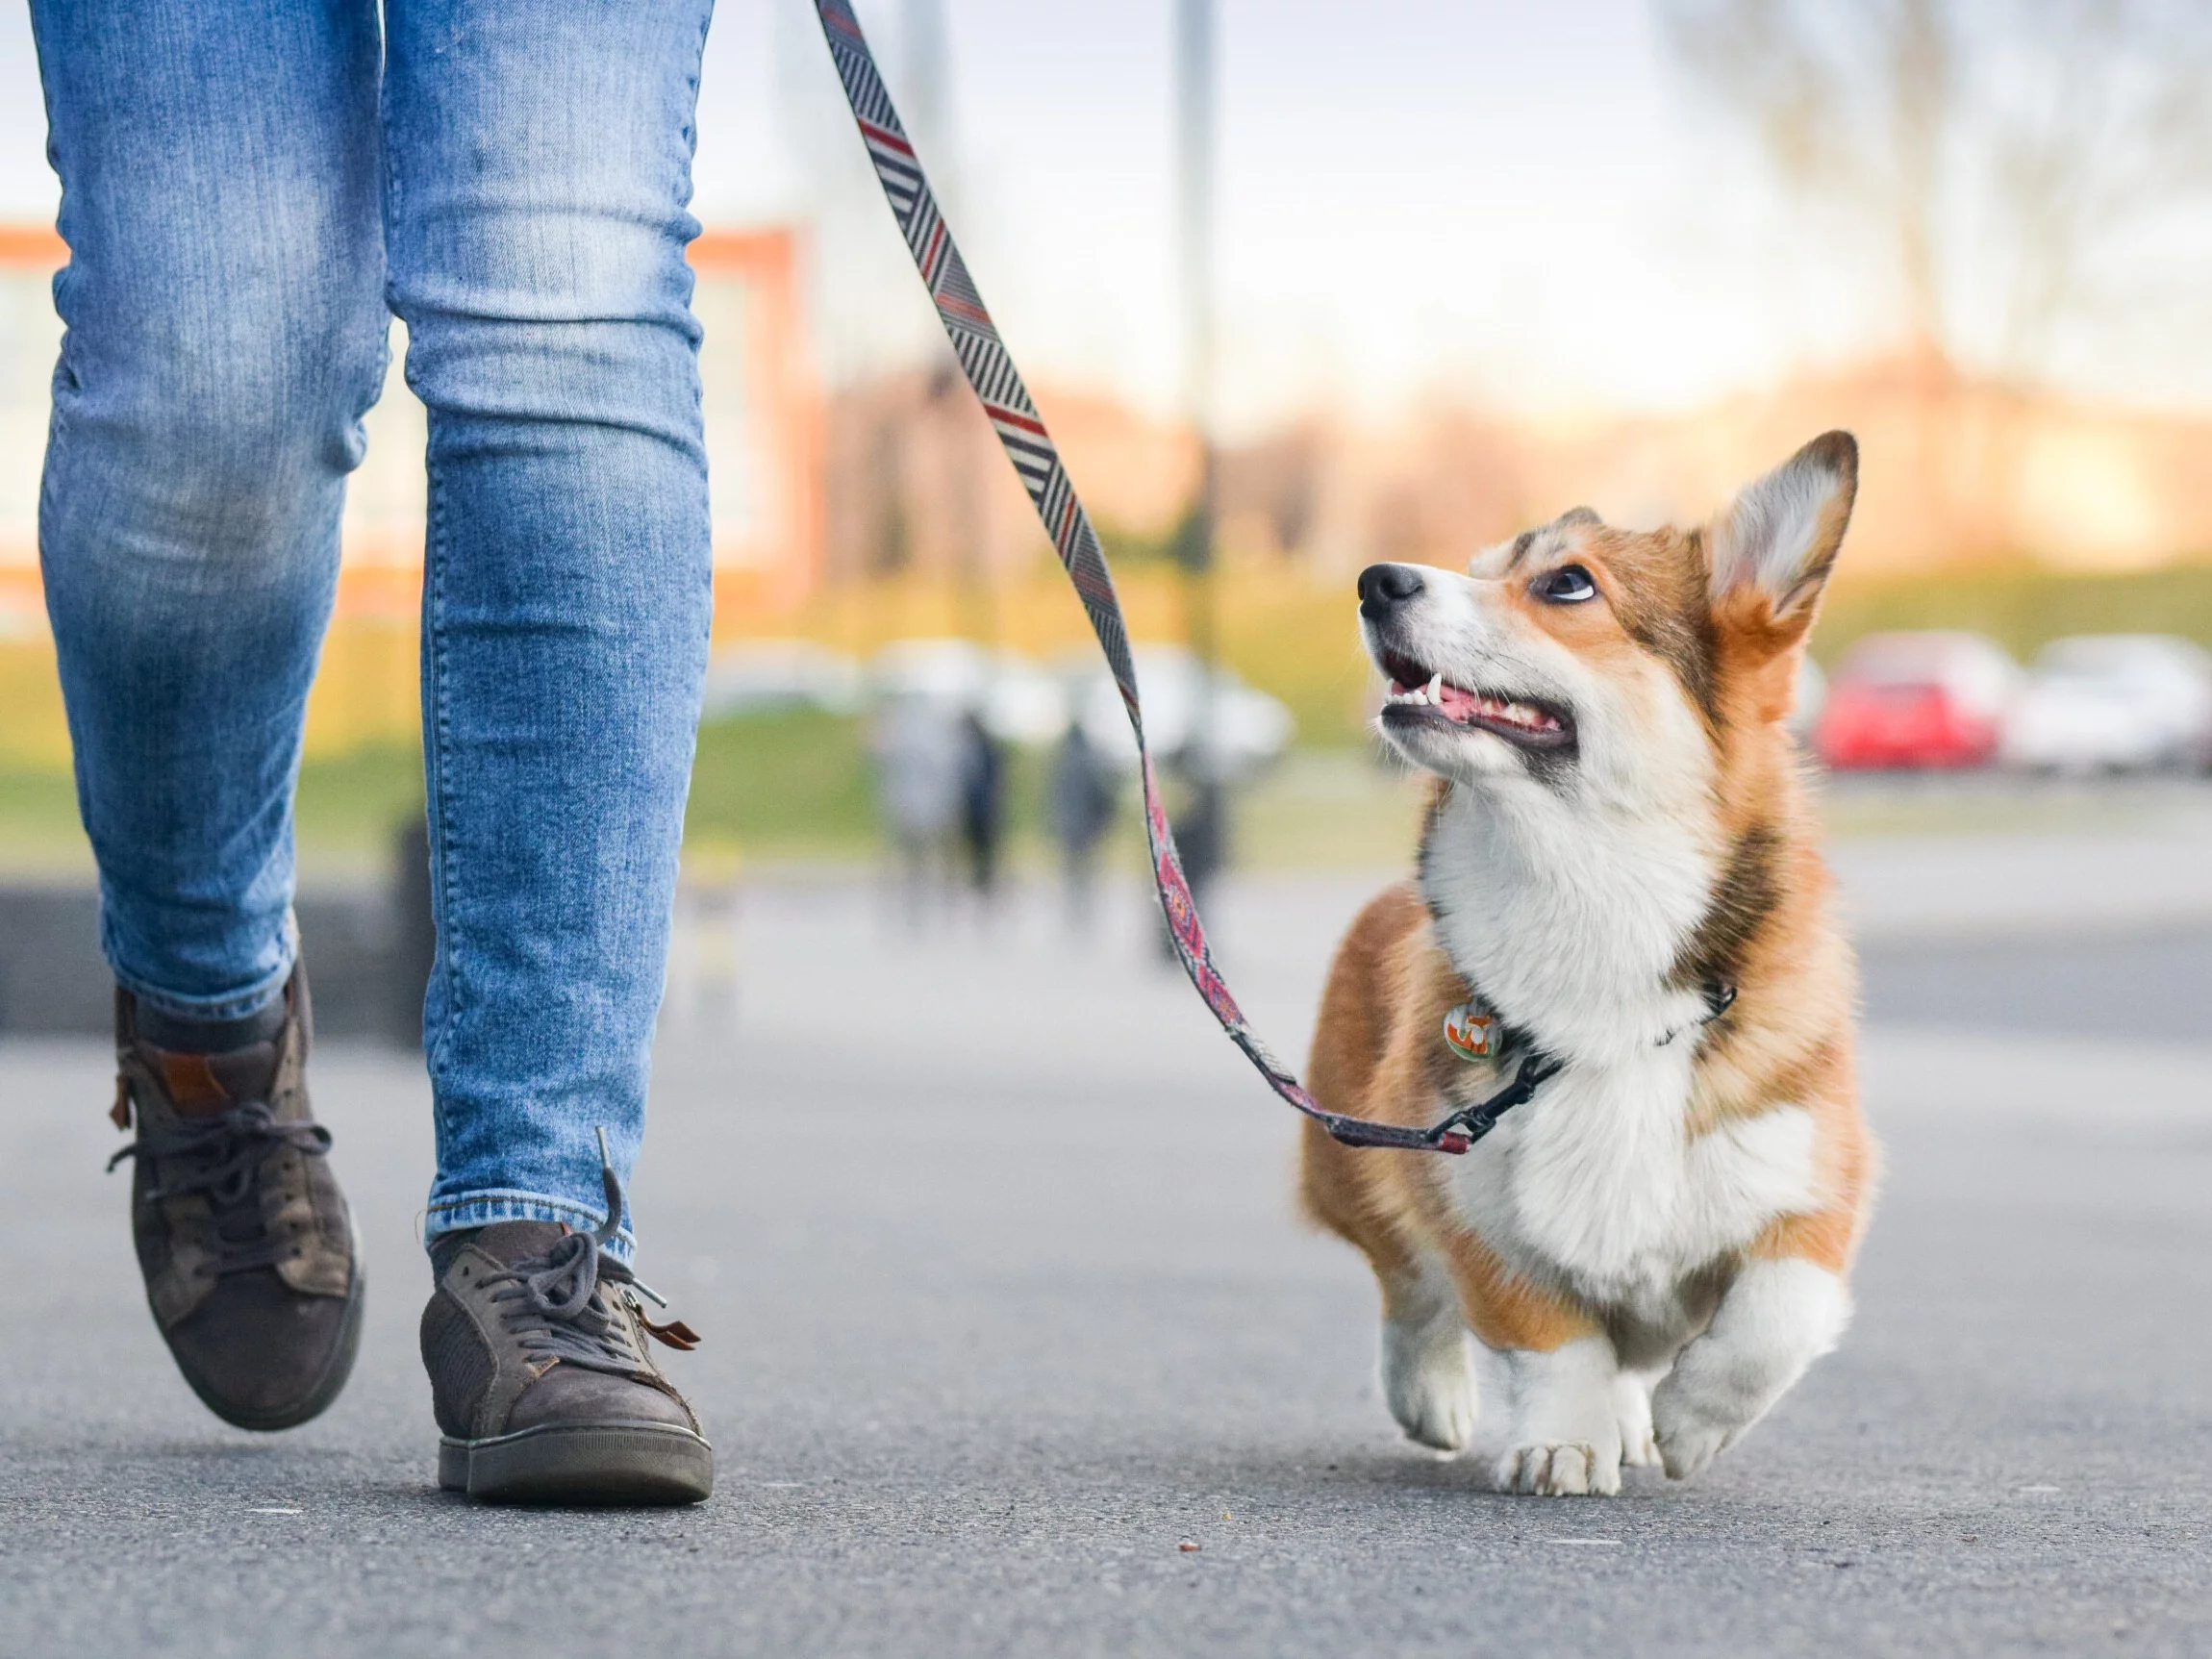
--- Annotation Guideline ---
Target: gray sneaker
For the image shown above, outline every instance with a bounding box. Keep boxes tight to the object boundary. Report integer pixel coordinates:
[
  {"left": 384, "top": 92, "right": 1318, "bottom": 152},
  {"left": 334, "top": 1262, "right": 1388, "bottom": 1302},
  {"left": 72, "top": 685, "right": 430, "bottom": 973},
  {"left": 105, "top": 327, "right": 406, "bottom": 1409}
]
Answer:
[
  {"left": 109, "top": 966, "right": 364, "bottom": 1431},
  {"left": 420, "top": 1162, "right": 712, "bottom": 1505}
]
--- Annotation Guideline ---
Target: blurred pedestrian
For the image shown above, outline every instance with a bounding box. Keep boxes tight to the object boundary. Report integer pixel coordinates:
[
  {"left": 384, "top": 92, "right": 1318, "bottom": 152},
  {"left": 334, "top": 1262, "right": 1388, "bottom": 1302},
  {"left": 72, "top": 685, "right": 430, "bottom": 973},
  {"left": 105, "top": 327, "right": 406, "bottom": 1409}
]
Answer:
[
  {"left": 1155, "top": 735, "right": 1230, "bottom": 963},
  {"left": 956, "top": 708, "right": 1006, "bottom": 901},
  {"left": 36, "top": 0, "right": 716, "bottom": 1505},
  {"left": 874, "top": 694, "right": 964, "bottom": 920},
  {"left": 1048, "top": 722, "right": 1117, "bottom": 930}
]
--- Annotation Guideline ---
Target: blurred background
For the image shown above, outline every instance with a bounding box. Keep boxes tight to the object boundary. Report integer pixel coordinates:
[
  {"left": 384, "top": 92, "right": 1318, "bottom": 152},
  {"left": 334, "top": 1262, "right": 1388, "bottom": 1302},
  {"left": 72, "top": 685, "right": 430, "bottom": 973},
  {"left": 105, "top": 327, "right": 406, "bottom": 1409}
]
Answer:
[{"left": 2, "top": 0, "right": 2212, "bottom": 1038}]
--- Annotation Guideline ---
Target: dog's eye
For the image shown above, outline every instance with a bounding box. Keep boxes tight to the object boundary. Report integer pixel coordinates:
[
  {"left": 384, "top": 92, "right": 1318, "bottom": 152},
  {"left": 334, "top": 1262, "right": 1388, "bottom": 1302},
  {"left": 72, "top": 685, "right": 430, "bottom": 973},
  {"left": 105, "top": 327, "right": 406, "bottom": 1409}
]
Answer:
[{"left": 1536, "top": 565, "right": 1597, "bottom": 604}]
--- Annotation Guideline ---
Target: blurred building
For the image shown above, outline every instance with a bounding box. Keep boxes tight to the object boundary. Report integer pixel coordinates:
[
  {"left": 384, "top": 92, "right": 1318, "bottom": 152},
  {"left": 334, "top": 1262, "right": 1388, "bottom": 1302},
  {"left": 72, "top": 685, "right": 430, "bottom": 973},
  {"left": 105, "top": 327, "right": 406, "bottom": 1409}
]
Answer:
[
  {"left": 821, "top": 372, "right": 1200, "bottom": 588},
  {"left": 0, "top": 223, "right": 824, "bottom": 759},
  {"left": 1226, "top": 357, "right": 2212, "bottom": 580},
  {"left": 1280, "top": 354, "right": 2212, "bottom": 578},
  {"left": 821, "top": 354, "right": 2212, "bottom": 594},
  {"left": 11, "top": 216, "right": 2212, "bottom": 773}
]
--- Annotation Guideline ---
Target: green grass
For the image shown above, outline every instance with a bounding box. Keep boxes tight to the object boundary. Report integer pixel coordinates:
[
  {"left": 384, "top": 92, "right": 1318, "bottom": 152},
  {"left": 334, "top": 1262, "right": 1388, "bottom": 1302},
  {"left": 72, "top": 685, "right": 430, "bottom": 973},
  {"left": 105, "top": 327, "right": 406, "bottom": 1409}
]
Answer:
[
  {"left": 0, "top": 715, "right": 888, "bottom": 874},
  {"left": 0, "top": 717, "right": 898, "bottom": 874},
  {"left": 1813, "top": 564, "right": 2212, "bottom": 668},
  {"left": 685, "top": 711, "right": 1428, "bottom": 870},
  {"left": 1226, "top": 751, "right": 1427, "bottom": 869},
  {"left": 684, "top": 708, "right": 1096, "bottom": 865},
  {"left": 0, "top": 745, "right": 428, "bottom": 878},
  {"left": 293, "top": 743, "right": 426, "bottom": 868},
  {"left": 685, "top": 708, "right": 880, "bottom": 859},
  {"left": 0, "top": 766, "right": 87, "bottom": 874},
  {"left": 297, "top": 719, "right": 923, "bottom": 868},
  {"left": 15, "top": 556, "right": 2212, "bottom": 878}
]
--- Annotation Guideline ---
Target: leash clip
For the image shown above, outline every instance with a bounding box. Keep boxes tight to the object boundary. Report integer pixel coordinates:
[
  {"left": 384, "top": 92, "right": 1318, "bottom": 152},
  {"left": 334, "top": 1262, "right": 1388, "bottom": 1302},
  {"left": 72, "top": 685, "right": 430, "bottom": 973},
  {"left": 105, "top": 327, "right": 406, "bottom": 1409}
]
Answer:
[{"left": 1423, "top": 1051, "right": 1563, "bottom": 1153}]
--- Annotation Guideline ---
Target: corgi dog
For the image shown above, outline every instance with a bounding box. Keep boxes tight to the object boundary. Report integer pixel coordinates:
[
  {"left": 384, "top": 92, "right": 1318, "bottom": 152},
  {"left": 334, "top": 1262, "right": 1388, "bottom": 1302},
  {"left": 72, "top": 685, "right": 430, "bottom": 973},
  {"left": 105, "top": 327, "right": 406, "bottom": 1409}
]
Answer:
[{"left": 1301, "top": 432, "right": 1873, "bottom": 1496}]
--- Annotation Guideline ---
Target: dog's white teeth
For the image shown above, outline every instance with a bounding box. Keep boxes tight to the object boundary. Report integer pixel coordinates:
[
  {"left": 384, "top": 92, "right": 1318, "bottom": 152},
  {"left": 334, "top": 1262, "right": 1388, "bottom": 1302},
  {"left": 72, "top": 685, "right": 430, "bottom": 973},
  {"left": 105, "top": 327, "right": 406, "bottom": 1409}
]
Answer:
[
  {"left": 1388, "top": 677, "right": 1562, "bottom": 734},
  {"left": 1457, "top": 694, "right": 1549, "bottom": 732}
]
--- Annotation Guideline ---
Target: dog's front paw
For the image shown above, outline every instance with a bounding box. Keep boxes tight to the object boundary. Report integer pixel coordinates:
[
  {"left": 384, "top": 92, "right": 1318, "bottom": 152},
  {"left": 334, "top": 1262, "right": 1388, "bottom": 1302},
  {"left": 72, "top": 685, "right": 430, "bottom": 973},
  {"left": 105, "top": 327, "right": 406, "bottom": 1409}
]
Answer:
[
  {"left": 1614, "top": 1374, "right": 1660, "bottom": 1470},
  {"left": 1650, "top": 1257, "right": 1852, "bottom": 1480},
  {"left": 1382, "top": 1316, "right": 1477, "bottom": 1452},
  {"left": 1650, "top": 1390, "right": 1737, "bottom": 1481},
  {"left": 1494, "top": 1442, "right": 1620, "bottom": 1496}
]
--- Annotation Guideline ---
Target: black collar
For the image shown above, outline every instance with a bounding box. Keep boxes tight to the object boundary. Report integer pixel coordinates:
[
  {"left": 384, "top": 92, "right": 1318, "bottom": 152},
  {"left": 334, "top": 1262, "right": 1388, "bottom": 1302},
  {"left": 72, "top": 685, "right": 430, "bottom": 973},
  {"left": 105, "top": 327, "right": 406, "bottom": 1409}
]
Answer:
[{"left": 1388, "top": 976, "right": 1738, "bottom": 1157}]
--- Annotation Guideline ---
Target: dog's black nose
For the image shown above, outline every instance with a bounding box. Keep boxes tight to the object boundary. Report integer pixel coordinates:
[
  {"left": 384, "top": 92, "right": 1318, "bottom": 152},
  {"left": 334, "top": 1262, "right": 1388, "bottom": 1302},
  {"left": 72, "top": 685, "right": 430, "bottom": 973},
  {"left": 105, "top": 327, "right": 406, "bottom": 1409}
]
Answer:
[{"left": 1358, "top": 563, "right": 1425, "bottom": 618}]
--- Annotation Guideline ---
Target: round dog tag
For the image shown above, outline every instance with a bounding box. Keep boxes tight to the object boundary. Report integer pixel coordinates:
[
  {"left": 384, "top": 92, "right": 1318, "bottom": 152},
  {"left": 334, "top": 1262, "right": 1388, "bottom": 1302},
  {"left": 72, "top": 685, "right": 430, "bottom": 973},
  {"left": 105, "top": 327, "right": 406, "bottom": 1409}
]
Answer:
[{"left": 1442, "top": 1002, "right": 1499, "bottom": 1063}]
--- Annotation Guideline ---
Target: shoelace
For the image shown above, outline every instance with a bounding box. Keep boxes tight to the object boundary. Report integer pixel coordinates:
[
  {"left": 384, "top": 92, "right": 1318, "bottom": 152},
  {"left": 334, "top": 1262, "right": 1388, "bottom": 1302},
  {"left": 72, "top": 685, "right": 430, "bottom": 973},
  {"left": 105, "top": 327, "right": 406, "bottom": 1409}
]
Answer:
[
  {"left": 476, "top": 1138, "right": 699, "bottom": 1373},
  {"left": 107, "top": 1102, "right": 334, "bottom": 1273},
  {"left": 481, "top": 1232, "right": 647, "bottom": 1375}
]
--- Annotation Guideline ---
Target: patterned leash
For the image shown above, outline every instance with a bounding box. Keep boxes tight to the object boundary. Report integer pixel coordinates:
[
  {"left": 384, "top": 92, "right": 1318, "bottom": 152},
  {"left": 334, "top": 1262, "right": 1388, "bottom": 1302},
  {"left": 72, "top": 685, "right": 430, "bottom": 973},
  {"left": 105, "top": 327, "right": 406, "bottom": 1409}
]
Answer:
[{"left": 812, "top": 0, "right": 1477, "bottom": 1155}]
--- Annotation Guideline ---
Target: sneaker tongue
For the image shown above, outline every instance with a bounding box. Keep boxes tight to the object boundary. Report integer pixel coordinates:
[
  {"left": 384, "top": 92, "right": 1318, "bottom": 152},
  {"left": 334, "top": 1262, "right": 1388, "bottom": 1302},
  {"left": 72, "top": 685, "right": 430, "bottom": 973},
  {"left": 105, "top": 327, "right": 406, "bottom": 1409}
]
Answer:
[
  {"left": 147, "top": 1042, "right": 281, "bottom": 1119},
  {"left": 471, "top": 1221, "right": 573, "bottom": 1267}
]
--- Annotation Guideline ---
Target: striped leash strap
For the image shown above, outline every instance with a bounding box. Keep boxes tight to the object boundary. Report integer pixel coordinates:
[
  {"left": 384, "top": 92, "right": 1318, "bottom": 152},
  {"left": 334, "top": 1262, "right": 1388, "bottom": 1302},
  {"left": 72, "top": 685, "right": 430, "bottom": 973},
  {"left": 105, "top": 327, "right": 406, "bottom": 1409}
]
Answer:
[{"left": 811, "top": 0, "right": 1474, "bottom": 1155}]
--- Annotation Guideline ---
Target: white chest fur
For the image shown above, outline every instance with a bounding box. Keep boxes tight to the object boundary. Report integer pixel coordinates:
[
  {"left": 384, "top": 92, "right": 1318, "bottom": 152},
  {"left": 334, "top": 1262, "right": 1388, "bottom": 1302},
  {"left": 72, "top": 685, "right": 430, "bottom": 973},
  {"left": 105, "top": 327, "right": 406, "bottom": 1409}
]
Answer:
[
  {"left": 1445, "top": 1054, "right": 1819, "bottom": 1322},
  {"left": 1421, "top": 784, "right": 1717, "bottom": 1064},
  {"left": 1421, "top": 782, "right": 1818, "bottom": 1325}
]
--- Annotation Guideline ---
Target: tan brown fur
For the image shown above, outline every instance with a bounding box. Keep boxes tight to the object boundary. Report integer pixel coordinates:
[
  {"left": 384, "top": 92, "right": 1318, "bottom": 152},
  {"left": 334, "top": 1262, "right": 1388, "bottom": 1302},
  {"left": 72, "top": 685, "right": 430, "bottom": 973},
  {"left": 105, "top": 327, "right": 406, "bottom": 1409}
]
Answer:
[
  {"left": 1300, "top": 888, "right": 1612, "bottom": 1354},
  {"left": 1303, "top": 432, "right": 1875, "bottom": 1395}
]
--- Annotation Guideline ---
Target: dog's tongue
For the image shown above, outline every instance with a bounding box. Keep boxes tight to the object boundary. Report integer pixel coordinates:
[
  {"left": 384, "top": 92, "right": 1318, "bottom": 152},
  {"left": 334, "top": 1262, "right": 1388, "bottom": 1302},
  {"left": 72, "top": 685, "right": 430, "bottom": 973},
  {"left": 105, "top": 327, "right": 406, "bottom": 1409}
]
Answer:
[{"left": 1434, "top": 680, "right": 1480, "bottom": 722}]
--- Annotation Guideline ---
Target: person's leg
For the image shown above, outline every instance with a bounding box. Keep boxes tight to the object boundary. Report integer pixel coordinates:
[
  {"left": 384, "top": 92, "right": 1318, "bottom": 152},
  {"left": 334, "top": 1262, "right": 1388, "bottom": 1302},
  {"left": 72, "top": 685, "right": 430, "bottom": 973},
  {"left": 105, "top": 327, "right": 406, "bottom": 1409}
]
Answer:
[
  {"left": 32, "top": 0, "right": 386, "bottom": 1428},
  {"left": 383, "top": 0, "right": 715, "bottom": 1254},
  {"left": 34, "top": 0, "right": 388, "bottom": 1018},
  {"left": 384, "top": 0, "right": 716, "bottom": 1503}
]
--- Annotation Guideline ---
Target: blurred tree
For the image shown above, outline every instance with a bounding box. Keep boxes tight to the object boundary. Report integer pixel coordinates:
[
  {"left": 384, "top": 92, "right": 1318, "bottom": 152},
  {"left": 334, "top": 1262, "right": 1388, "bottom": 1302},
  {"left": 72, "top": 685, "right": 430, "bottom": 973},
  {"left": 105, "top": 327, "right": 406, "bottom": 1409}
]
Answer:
[{"left": 1659, "top": 0, "right": 2212, "bottom": 385}]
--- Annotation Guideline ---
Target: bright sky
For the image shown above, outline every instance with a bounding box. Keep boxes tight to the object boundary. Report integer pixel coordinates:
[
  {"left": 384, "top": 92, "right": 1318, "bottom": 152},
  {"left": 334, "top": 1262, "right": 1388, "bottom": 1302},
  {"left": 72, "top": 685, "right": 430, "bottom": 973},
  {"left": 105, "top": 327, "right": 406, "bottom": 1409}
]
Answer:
[{"left": 3, "top": 1, "right": 2205, "bottom": 435}]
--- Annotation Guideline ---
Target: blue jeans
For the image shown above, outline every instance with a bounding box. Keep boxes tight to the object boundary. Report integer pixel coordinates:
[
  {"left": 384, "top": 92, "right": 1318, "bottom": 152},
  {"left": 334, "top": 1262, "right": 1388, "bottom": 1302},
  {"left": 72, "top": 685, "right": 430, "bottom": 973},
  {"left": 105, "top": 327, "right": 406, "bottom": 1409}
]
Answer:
[{"left": 31, "top": 0, "right": 717, "bottom": 1256}]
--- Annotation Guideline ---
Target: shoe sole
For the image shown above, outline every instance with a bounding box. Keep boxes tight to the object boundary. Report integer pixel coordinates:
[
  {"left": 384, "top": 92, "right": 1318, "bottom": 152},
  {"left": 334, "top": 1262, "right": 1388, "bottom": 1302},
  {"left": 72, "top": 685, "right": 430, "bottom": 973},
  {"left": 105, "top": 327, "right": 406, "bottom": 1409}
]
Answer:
[
  {"left": 176, "top": 1223, "right": 367, "bottom": 1435},
  {"left": 440, "top": 1421, "right": 715, "bottom": 1506}
]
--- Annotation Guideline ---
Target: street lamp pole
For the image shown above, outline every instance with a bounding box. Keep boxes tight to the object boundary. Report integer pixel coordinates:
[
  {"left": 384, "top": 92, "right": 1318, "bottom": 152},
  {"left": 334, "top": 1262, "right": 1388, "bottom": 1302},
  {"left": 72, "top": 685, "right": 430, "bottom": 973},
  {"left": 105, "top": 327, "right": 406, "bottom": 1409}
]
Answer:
[
  {"left": 1176, "top": 0, "right": 1217, "bottom": 651},
  {"left": 907, "top": 0, "right": 993, "bottom": 648},
  {"left": 1174, "top": 0, "right": 1225, "bottom": 900}
]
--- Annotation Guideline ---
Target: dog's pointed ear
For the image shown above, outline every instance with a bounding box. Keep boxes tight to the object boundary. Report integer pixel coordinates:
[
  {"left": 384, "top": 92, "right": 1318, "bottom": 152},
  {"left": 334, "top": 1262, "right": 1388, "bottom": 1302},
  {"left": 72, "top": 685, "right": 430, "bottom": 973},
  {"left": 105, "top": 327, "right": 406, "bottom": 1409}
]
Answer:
[{"left": 1708, "top": 432, "right": 1857, "bottom": 632}]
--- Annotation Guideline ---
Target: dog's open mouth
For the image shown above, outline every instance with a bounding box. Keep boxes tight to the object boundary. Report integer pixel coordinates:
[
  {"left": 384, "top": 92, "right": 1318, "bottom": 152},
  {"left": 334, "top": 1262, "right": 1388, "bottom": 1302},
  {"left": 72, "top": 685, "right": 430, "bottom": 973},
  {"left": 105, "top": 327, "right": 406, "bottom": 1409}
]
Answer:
[{"left": 1376, "top": 651, "right": 1575, "bottom": 751}]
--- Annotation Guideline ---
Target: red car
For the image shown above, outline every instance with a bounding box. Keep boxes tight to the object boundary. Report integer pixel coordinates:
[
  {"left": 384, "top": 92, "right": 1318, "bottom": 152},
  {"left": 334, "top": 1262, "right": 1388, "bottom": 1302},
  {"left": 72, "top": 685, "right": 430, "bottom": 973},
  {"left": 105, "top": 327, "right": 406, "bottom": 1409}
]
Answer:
[{"left": 1815, "top": 632, "right": 2020, "bottom": 770}]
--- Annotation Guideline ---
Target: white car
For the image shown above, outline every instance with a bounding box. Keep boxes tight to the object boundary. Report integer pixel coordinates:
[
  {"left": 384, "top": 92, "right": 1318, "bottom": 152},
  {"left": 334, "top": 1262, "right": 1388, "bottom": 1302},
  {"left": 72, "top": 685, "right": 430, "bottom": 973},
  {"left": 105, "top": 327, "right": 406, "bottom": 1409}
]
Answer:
[{"left": 1999, "top": 634, "right": 2212, "bottom": 774}]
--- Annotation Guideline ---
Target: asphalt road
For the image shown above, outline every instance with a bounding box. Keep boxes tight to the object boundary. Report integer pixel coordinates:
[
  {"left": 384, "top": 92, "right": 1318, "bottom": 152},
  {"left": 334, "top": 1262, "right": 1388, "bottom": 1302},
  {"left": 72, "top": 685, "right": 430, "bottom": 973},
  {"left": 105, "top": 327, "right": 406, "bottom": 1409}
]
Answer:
[{"left": 4, "top": 869, "right": 2210, "bottom": 1658}]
